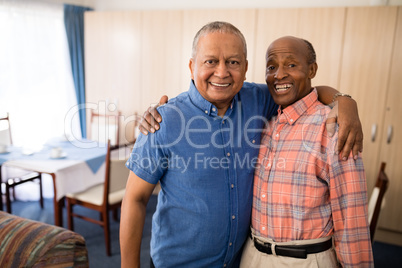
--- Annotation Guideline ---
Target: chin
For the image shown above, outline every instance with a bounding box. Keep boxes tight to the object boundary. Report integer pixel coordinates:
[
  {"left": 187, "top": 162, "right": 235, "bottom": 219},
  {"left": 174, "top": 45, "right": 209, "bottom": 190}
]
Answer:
[{"left": 273, "top": 97, "right": 292, "bottom": 108}]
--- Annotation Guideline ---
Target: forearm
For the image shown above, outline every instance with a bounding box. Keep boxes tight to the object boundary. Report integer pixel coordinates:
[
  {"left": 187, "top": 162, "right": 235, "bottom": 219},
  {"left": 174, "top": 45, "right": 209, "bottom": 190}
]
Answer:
[
  {"left": 315, "top": 85, "right": 338, "bottom": 105},
  {"left": 120, "top": 197, "right": 147, "bottom": 268}
]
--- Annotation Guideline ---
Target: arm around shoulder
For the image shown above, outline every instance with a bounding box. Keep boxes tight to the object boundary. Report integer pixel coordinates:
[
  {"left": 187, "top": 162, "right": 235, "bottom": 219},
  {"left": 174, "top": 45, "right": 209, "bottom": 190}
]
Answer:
[
  {"left": 316, "top": 85, "right": 363, "bottom": 159},
  {"left": 120, "top": 171, "right": 156, "bottom": 268}
]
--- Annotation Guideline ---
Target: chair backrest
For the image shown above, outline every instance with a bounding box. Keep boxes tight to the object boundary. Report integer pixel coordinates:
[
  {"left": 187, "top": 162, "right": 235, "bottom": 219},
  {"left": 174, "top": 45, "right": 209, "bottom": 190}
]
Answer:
[
  {"left": 368, "top": 162, "right": 389, "bottom": 243},
  {"left": 90, "top": 110, "right": 121, "bottom": 147},
  {"left": 103, "top": 141, "right": 129, "bottom": 205},
  {"left": 0, "top": 113, "right": 12, "bottom": 146},
  {"left": 109, "top": 158, "right": 129, "bottom": 192}
]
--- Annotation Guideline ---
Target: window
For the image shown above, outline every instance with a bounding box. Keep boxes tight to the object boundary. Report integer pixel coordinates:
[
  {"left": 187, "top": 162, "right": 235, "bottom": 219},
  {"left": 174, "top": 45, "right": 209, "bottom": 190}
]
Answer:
[{"left": 0, "top": 0, "right": 80, "bottom": 150}]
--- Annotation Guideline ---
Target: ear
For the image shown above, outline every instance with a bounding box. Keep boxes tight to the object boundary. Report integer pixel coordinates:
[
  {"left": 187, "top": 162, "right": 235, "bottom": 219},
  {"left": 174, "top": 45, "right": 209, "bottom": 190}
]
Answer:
[
  {"left": 309, "top": 62, "right": 318, "bottom": 79},
  {"left": 189, "top": 58, "right": 195, "bottom": 80}
]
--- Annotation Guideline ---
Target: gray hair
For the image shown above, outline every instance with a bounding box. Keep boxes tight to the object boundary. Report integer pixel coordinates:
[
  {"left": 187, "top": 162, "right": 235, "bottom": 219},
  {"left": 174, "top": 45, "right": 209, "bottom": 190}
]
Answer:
[{"left": 191, "top": 21, "right": 247, "bottom": 59}]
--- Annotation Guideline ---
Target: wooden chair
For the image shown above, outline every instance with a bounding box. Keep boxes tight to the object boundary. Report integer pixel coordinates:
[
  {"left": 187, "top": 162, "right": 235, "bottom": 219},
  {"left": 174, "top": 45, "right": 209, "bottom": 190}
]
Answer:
[
  {"left": 66, "top": 140, "right": 129, "bottom": 256},
  {"left": 0, "top": 113, "right": 43, "bottom": 213},
  {"left": 368, "top": 162, "right": 389, "bottom": 243},
  {"left": 89, "top": 110, "right": 121, "bottom": 149}
]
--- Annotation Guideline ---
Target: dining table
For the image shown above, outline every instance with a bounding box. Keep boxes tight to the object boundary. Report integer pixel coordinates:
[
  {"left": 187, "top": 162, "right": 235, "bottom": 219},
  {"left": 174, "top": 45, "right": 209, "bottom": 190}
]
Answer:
[{"left": 0, "top": 138, "right": 108, "bottom": 227}]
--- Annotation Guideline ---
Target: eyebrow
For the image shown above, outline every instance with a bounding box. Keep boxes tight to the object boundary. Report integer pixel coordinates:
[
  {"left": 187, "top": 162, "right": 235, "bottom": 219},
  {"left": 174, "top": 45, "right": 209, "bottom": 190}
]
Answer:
[
  {"left": 285, "top": 54, "right": 298, "bottom": 61},
  {"left": 203, "top": 54, "right": 243, "bottom": 59}
]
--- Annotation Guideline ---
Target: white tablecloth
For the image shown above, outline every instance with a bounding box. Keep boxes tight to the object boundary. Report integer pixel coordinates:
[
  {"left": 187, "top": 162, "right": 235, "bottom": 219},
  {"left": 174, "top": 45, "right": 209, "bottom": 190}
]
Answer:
[
  {"left": 3, "top": 159, "right": 105, "bottom": 201},
  {"left": 0, "top": 139, "right": 108, "bottom": 202}
]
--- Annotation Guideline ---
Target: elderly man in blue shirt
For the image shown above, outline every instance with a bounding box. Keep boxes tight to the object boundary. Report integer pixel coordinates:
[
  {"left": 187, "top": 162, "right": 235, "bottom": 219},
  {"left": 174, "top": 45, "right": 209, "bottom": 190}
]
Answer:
[{"left": 120, "top": 21, "right": 362, "bottom": 268}]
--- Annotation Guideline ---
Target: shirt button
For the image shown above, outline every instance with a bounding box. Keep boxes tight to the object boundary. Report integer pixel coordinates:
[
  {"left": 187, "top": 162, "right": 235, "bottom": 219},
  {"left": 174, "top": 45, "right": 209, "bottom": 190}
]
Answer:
[
  {"left": 262, "top": 226, "right": 266, "bottom": 231},
  {"left": 290, "top": 119, "right": 294, "bottom": 122},
  {"left": 276, "top": 133, "right": 279, "bottom": 137},
  {"left": 227, "top": 152, "right": 231, "bottom": 157},
  {"left": 224, "top": 264, "right": 227, "bottom": 267},
  {"left": 229, "top": 242, "right": 232, "bottom": 246},
  {"left": 232, "top": 215, "right": 235, "bottom": 220},
  {"left": 252, "top": 140, "right": 255, "bottom": 144},
  {"left": 222, "top": 120, "right": 225, "bottom": 124},
  {"left": 267, "top": 163, "right": 271, "bottom": 167},
  {"left": 212, "top": 108, "right": 216, "bottom": 111},
  {"left": 231, "top": 184, "right": 234, "bottom": 188},
  {"left": 205, "top": 110, "right": 208, "bottom": 114},
  {"left": 262, "top": 194, "right": 266, "bottom": 198}
]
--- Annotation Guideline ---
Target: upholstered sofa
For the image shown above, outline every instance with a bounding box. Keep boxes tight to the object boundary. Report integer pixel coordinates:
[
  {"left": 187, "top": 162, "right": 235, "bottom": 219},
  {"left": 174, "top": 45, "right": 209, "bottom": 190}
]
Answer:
[{"left": 0, "top": 211, "right": 88, "bottom": 267}]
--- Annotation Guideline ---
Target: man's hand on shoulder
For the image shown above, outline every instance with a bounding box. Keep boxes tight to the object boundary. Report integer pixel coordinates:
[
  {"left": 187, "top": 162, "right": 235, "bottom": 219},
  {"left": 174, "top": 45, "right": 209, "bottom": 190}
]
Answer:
[
  {"left": 326, "top": 96, "right": 363, "bottom": 160},
  {"left": 139, "top": 95, "right": 168, "bottom": 135}
]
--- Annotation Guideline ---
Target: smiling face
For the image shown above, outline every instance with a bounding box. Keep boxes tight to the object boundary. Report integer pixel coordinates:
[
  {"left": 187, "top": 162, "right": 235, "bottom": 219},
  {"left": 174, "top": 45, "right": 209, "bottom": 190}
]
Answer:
[
  {"left": 265, "top": 36, "right": 317, "bottom": 109},
  {"left": 189, "top": 32, "right": 248, "bottom": 115}
]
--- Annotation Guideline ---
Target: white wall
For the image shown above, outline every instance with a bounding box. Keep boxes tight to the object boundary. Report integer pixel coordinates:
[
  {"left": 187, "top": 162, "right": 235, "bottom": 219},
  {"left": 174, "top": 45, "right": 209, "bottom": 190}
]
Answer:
[
  {"left": 96, "top": 0, "right": 402, "bottom": 10},
  {"left": 52, "top": 0, "right": 402, "bottom": 10}
]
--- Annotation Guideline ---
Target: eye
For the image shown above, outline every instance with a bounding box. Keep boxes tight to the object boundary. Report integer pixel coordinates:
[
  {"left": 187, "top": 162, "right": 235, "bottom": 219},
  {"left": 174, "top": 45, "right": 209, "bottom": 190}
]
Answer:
[
  {"left": 288, "top": 64, "right": 296, "bottom": 68},
  {"left": 267, "top": 65, "right": 275, "bottom": 71},
  {"left": 204, "top": 59, "right": 218, "bottom": 67},
  {"left": 228, "top": 60, "right": 239, "bottom": 65}
]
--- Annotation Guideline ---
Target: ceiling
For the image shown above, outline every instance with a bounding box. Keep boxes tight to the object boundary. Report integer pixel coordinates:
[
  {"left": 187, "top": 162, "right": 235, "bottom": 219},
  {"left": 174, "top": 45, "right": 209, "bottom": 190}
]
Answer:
[{"left": 47, "top": 0, "right": 400, "bottom": 11}]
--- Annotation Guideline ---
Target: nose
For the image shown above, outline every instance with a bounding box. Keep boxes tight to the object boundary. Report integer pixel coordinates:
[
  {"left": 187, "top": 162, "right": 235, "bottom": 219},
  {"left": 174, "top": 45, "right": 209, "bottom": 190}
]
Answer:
[
  {"left": 214, "top": 61, "right": 229, "bottom": 78},
  {"left": 274, "top": 65, "right": 287, "bottom": 80}
]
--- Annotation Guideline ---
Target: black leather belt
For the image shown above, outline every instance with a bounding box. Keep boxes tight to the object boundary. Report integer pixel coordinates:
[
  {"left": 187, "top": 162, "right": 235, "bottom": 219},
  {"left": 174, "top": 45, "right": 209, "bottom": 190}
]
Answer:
[{"left": 253, "top": 237, "right": 333, "bottom": 259}]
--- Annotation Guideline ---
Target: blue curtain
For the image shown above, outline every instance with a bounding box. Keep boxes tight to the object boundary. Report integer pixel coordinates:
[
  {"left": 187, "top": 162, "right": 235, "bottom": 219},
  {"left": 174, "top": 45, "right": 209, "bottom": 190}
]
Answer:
[{"left": 64, "top": 4, "right": 93, "bottom": 138}]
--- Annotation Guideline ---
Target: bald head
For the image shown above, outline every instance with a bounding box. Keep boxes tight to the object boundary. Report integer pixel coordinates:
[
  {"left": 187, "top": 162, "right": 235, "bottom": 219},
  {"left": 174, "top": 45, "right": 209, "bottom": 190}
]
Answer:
[{"left": 267, "top": 36, "right": 316, "bottom": 65}]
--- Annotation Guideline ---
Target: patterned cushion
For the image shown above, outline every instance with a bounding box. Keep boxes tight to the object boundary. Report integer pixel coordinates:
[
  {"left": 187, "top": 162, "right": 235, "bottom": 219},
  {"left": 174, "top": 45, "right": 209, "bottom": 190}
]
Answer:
[{"left": 0, "top": 211, "right": 88, "bottom": 268}]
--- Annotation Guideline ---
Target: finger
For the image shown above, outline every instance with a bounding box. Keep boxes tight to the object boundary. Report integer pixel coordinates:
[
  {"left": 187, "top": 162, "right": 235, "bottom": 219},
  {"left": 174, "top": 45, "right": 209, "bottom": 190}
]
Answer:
[
  {"left": 147, "top": 107, "right": 161, "bottom": 130},
  {"left": 140, "top": 111, "right": 156, "bottom": 134},
  {"left": 352, "top": 144, "right": 360, "bottom": 160},
  {"left": 140, "top": 117, "right": 155, "bottom": 134},
  {"left": 138, "top": 124, "right": 149, "bottom": 135},
  {"left": 149, "top": 106, "right": 162, "bottom": 124},
  {"left": 352, "top": 132, "right": 364, "bottom": 159},
  {"left": 336, "top": 124, "right": 348, "bottom": 155},
  {"left": 145, "top": 107, "right": 158, "bottom": 124},
  {"left": 327, "top": 102, "right": 338, "bottom": 120},
  {"left": 158, "top": 95, "right": 168, "bottom": 106},
  {"left": 356, "top": 126, "right": 364, "bottom": 153},
  {"left": 340, "top": 130, "right": 356, "bottom": 160},
  {"left": 325, "top": 117, "right": 337, "bottom": 137}
]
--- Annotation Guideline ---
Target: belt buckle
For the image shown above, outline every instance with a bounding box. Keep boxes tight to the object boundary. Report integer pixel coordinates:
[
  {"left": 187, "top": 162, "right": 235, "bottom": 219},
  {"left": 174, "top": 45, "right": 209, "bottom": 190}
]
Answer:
[
  {"left": 276, "top": 246, "right": 307, "bottom": 259},
  {"left": 253, "top": 237, "right": 309, "bottom": 259},
  {"left": 253, "top": 238, "right": 272, "bottom": 255}
]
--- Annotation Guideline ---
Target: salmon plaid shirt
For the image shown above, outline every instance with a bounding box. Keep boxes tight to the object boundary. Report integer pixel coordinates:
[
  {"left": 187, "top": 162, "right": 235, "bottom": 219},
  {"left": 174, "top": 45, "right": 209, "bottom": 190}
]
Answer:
[{"left": 252, "top": 89, "right": 374, "bottom": 267}]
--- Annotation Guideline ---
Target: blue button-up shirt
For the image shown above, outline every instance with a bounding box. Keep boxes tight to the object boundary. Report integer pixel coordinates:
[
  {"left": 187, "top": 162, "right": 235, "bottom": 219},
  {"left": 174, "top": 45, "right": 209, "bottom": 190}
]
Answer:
[{"left": 126, "top": 81, "right": 277, "bottom": 268}]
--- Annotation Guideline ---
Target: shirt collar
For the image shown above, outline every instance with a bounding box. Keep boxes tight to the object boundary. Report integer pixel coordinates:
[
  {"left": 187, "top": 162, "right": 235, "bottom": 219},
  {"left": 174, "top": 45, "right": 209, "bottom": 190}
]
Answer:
[
  {"left": 188, "top": 80, "right": 237, "bottom": 117},
  {"left": 278, "top": 88, "right": 318, "bottom": 125}
]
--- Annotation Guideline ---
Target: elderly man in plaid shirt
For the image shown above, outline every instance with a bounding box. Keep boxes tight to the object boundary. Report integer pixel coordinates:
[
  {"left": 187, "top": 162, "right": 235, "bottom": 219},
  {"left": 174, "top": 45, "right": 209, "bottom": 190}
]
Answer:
[{"left": 240, "top": 36, "right": 374, "bottom": 267}]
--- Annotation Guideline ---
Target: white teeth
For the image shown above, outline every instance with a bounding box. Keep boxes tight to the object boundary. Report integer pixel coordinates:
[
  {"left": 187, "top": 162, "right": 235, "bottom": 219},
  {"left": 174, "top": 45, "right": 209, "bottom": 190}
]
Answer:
[
  {"left": 275, "top": 84, "right": 291, "bottom": 92},
  {"left": 211, "top": 82, "right": 230, "bottom": 87}
]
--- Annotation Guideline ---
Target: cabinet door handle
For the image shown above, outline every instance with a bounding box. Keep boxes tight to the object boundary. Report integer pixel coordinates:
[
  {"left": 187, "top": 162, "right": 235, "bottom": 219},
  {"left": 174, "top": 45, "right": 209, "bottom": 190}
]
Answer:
[
  {"left": 371, "top": 124, "right": 377, "bottom": 142},
  {"left": 387, "top": 125, "right": 393, "bottom": 144}
]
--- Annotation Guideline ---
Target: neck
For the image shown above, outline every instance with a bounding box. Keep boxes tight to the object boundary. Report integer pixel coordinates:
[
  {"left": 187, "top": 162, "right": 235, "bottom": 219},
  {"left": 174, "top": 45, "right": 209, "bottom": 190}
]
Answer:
[{"left": 214, "top": 103, "right": 230, "bottom": 117}]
